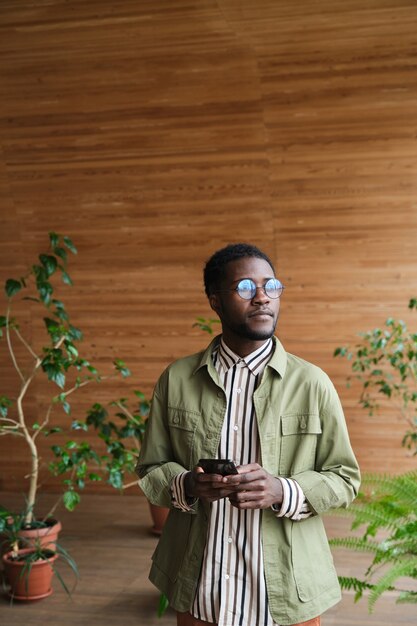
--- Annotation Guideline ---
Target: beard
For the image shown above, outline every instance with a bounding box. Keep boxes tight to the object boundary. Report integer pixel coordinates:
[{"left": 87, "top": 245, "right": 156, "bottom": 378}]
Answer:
[{"left": 227, "top": 318, "right": 277, "bottom": 341}]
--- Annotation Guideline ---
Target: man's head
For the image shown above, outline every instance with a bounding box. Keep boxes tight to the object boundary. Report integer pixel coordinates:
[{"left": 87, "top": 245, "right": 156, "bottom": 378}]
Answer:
[
  {"left": 203, "top": 243, "right": 282, "bottom": 355},
  {"left": 203, "top": 243, "right": 275, "bottom": 298}
]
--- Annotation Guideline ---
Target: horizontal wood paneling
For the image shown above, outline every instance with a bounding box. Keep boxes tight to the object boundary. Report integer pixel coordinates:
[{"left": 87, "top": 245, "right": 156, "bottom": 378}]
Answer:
[{"left": 0, "top": 0, "right": 416, "bottom": 495}]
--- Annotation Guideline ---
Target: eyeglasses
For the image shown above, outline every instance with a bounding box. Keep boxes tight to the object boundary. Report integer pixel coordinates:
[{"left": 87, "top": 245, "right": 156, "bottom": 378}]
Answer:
[{"left": 214, "top": 278, "right": 284, "bottom": 300}]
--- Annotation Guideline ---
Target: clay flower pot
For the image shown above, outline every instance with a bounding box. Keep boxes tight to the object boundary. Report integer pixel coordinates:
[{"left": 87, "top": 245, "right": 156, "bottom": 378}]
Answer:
[
  {"left": 19, "top": 518, "right": 62, "bottom": 552},
  {"left": 148, "top": 503, "right": 169, "bottom": 536},
  {"left": 3, "top": 548, "right": 58, "bottom": 601}
]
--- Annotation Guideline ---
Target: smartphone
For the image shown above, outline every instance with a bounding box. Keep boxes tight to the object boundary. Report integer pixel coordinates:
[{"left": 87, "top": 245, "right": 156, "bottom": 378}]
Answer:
[{"left": 198, "top": 458, "right": 238, "bottom": 476}]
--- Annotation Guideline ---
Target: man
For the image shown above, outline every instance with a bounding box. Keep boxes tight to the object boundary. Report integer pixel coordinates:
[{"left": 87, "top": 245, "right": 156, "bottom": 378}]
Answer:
[{"left": 137, "top": 243, "right": 360, "bottom": 626}]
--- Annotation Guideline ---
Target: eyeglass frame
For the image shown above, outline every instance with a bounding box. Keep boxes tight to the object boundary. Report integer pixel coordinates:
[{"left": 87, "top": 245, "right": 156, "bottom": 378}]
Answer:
[{"left": 213, "top": 277, "right": 285, "bottom": 301}]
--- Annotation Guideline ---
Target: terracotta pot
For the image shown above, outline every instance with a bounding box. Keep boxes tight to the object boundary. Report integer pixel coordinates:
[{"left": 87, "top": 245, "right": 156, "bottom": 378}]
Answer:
[
  {"left": 18, "top": 518, "right": 62, "bottom": 552},
  {"left": 3, "top": 548, "right": 58, "bottom": 601},
  {"left": 148, "top": 503, "right": 169, "bottom": 536},
  {"left": 1, "top": 518, "right": 62, "bottom": 566}
]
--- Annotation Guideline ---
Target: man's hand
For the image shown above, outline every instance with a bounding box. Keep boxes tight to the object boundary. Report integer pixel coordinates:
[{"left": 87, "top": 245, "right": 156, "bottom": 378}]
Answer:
[
  {"left": 224, "top": 463, "right": 284, "bottom": 510},
  {"left": 184, "top": 466, "right": 236, "bottom": 503}
]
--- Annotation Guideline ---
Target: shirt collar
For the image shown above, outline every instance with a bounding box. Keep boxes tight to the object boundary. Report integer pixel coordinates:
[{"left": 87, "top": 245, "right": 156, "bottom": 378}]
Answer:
[{"left": 217, "top": 337, "right": 274, "bottom": 375}]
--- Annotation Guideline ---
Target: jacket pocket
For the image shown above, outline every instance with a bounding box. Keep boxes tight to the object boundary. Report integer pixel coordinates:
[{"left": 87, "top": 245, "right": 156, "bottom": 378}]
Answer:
[
  {"left": 152, "top": 509, "right": 192, "bottom": 582},
  {"left": 291, "top": 515, "right": 339, "bottom": 601},
  {"left": 167, "top": 407, "right": 200, "bottom": 469},
  {"left": 279, "top": 413, "right": 322, "bottom": 475}
]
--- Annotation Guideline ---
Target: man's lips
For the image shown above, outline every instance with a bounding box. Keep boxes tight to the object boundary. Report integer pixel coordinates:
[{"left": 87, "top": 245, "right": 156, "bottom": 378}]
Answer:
[{"left": 248, "top": 310, "right": 274, "bottom": 318}]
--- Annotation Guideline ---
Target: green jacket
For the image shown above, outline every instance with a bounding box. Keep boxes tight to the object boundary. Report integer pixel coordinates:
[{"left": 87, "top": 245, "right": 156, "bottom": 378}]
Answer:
[{"left": 137, "top": 336, "right": 360, "bottom": 625}]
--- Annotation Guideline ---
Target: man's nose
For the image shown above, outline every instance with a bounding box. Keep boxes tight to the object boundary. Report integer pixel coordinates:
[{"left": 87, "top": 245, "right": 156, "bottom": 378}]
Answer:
[{"left": 252, "top": 286, "right": 270, "bottom": 303}]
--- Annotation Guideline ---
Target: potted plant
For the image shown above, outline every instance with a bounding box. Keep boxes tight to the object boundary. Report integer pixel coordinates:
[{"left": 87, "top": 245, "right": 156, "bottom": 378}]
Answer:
[
  {"left": 330, "top": 298, "right": 417, "bottom": 610},
  {"left": 334, "top": 297, "right": 417, "bottom": 455},
  {"left": 51, "top": 391, "right": 169, "bottom": 535},
  {"left": 0, "top": 232, "right": 131, "bottom": 537}
]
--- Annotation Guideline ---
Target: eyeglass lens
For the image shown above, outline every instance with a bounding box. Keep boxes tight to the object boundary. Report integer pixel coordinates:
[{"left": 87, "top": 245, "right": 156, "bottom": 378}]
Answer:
[{"left": 236, "top": 278, "right": 283, "bottom": 300}]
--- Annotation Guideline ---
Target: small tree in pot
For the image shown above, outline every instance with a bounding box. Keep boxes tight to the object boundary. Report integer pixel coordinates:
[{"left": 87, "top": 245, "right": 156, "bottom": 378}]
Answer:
[{"left": 0, "top": 232, "right": 131, "bottom": 532}]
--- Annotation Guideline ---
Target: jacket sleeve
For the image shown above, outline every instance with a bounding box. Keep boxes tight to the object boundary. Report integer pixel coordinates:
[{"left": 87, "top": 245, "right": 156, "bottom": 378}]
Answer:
[
  {"left": 292, "top": 376, "right": 361, "bottom": 515},
  {"left": 135, "top": 371, "right": 189, "bottom": 509}
]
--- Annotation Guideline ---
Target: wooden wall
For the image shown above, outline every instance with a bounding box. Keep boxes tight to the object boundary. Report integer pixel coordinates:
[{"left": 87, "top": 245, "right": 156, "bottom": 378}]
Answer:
[{"left": 0, "top": 0, "right": 416, "bottom": 497}]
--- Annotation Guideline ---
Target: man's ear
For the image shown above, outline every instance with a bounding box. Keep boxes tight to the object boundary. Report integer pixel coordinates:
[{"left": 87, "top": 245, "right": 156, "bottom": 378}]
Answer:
[{"left": 209, "top": 294, "right": 221, "bottom": 316}]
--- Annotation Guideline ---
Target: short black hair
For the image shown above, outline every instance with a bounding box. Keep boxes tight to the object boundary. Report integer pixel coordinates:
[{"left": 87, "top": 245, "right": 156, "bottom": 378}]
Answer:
[{"left": 203, "top": 243, "right": 275, "bottom": 297}]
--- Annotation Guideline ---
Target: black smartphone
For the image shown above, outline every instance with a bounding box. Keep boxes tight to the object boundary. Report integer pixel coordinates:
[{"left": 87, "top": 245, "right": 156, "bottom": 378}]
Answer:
[{"left": 198, "top": 458, "right": 238, "bottom": 476}]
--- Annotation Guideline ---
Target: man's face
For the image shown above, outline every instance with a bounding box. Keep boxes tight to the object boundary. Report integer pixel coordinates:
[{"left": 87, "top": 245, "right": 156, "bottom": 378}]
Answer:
[{"left": 209, "top": 256, "right": 280, "bottom": 345}]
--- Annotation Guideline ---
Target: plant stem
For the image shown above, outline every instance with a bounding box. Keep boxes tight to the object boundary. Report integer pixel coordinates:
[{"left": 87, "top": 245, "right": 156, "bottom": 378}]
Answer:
[
  {"left": 122, "top": 479, "right": 139, "bottom": 490},
  {"left": 5, "top": 304, "right": 24, "bottom": 382},
  {"left": 14, "top": 327, "right": 39, "bottom": 360}
]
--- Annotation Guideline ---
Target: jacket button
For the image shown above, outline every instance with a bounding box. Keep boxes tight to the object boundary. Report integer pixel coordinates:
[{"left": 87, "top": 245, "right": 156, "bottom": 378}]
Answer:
[
  {"left": 300, "top": 418, "right": 306, "bottom": 429},
  {"left": 173, "top": 416, "right": 179, "bottom": 424}
]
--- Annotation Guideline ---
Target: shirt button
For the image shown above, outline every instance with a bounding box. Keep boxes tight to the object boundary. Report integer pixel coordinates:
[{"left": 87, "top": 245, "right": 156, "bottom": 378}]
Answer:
[
  {"left": 228, "top": 537, "right": 232, "bottom": 543},
  {"left": 225, "top": 574, "right": 230, "bottom": 580},
  {"left": 236, "top": 388, "right": 242, "bottom": 394},
  {"left": 233, "top": 425, "right": 239, "bottom": 431}
]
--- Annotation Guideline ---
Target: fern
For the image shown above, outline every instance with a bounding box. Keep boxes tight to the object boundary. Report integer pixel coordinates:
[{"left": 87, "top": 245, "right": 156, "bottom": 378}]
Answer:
[
  {"left": 368, "top": 558, "right": 417, "bottom": 611},
  {"left": 397, "top": 590, "right": 417, "bottom": 604},
  {"left": 331, "top": 471, "right": 417, "bottom": 611},
  {"left": 329, "top": 537, "right": 379, "bottom": 554},
  {"left": 338, "top": 576, "right": 374, "bottom": 602},
  {"left": 362, "top": 470, "right": 417, "bottom": 509}
]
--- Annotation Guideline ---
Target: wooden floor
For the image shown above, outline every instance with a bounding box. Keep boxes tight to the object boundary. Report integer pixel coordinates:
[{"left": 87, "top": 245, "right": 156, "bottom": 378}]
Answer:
[{"left": 0, "top": 491, "right": 415, "bottom": 626}]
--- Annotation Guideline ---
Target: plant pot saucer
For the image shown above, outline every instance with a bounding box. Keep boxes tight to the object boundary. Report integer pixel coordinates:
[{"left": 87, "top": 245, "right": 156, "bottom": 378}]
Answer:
[{"left": 8, "top": 587, "right": 53, "bottom": 601}]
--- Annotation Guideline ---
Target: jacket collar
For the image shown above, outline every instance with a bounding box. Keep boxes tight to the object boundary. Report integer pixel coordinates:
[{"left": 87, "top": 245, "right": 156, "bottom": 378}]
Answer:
[{"left": 194, "top": 334, "right": 287, "bottom": 379}]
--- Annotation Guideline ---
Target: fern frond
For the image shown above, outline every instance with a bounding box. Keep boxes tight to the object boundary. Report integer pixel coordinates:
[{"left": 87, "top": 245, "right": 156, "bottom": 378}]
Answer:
[
  {"left": 347, "top": 501, "right": 405, "bottom": 530},
  {"left": 338, "top": 575, "right": 373, "bottom": 597},
  {"left": 375, "top": 537, "right": 417, "bottom": 562},
  {"left": 361, "top": 471, "right": 417, "bottom": 510},
  {"left": 329, "top": 537, "right": 379, "bottom": 554},
  {"left": 368, "top": 558, "right": 417, "bottom": 612},
  {"left": 396, "top": 590, "right": 417, "bottom": 604}
]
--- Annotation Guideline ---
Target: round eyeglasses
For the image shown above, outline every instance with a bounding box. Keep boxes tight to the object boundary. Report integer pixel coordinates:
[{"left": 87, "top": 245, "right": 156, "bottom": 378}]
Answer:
[{"left": 214, "top": 278, "right": 284, "bottom": 300}]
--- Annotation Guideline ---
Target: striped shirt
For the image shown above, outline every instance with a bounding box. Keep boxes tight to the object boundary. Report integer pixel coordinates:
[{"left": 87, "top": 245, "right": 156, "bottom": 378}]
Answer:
[{"left": 172, "top": 338, "right": 312, "bottom": 626}]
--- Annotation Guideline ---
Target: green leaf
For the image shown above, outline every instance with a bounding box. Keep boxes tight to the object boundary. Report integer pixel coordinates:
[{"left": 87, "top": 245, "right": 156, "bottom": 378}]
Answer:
[
  {"left": 39, "top": 254, "right": 58, "bottom": 277},
  {"left": 38, "top": 281, "right": 53, "bottom": 305},
  {"left": 43, "top": 427, "right": 63, "bottom": 437},
  {"left": 157, "top": 593, "right": 170, "bottom": 617},
  {"left": 63, "top": 490, "right": 81, "bottom": 512},
  {"left": 88, "top": 473, "right": 102, "bottom": 482},
  {"left": 0, "top": 396, "right": 12, "bottom": 417},
  {"left": 61, "top": 270, "right": 73, "bottom": 286},
  {"left": 68, "top": 325, "right": 83, "bottom": 341},
  {"left": 66, "top": 343, "right": 79, "bottom": 358},
  {"left": 108, "top": 470, "right": 124, "bottom": 490},
  {"left": 42, "top": 362, "right": 66, "bottom": 389},
  {"left": 63, "top": 236, "right": 77, "bottom": 254},
  {"left": 71, "top": 420, "right": 88, "bottom": 431},
  {"left": 5, "top": 279, "right": 22, "bottom": 298},
  {"left": 113, "top": 359, "right": 131, "bottom": 378},
  {"left": 54, "top": 247, "right": 67, "bottom": 263},
  {"left": 49, "top": 231, "right": 59, "bottom": 248}
]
